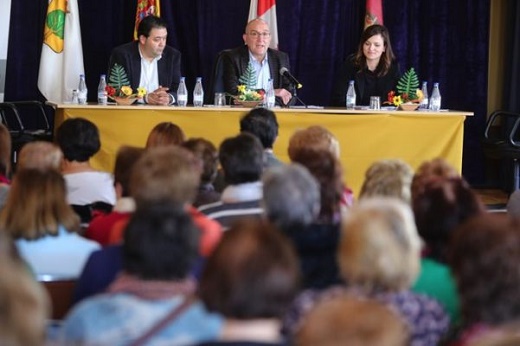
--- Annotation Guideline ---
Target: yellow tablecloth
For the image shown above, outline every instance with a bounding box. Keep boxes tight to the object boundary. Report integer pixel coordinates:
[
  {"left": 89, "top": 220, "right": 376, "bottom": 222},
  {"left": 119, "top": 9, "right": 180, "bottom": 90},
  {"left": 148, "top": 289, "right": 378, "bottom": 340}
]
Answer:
[{"left": 54, "top": 104, "right": 471, "bottom": 196}]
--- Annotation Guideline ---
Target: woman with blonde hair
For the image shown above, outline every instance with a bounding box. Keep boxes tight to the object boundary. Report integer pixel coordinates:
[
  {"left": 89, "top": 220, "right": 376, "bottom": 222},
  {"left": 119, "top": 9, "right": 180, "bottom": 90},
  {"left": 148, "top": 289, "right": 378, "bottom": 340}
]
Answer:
[{"left": 0, "top": 168, "right": 100, "bottom": 278}]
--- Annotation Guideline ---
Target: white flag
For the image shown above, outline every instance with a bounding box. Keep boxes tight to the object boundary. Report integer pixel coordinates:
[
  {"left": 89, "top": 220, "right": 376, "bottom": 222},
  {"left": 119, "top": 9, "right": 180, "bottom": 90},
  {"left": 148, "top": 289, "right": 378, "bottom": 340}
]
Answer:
[
  {"left": 248, "top": 0, "right": 279, "bottom": 49},
  {"left": 38, "top": 0, "right": 85, "bottom": 103}
]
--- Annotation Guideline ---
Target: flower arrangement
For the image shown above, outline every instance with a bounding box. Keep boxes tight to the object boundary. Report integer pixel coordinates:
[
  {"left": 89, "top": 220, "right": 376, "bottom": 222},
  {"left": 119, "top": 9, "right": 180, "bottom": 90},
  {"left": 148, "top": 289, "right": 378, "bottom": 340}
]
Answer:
[
  {"left": 386, "top": 67, "right": 424, "bottom": 107},
  {"left": 235, "top": 62, "right": 264, "bottom": 102},
  {"left": 106, "top": 63, "right": 146, "bottom": 100}
]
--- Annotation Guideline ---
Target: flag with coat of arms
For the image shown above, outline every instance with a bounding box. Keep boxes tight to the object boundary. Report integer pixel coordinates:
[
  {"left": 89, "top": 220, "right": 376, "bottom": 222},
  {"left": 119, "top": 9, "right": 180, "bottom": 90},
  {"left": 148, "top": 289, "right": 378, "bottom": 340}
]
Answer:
[
  {"left": 38, "top": 0, "right": 85, "bottom": 103},
  {"left": 134, "top": 0, "right": 161, "bottom": 40},
  {"left": 365, "top": 0, "right": 383, "bottom": 29},
  {"left": 248, "top": 0, "right": 278, "bottom": 49}
]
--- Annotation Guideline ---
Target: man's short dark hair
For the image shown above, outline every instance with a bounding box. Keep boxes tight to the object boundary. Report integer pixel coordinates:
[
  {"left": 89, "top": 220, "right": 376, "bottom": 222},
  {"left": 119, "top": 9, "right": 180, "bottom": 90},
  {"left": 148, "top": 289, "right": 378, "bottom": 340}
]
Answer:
[
  {"left": 239, "top": 108, "right": 279, "bottom": 149},
  {"left": 56, "top": 118, "right": 101, "bottom": 162},
  {"left": 137, "top": 15, "right": 168, "bottom": 38},
  {"left": 219, "top": 133, "right": 263, "bottom": 185},
  {"left": 123, "top": 202, "right": 199, "bottom": 280}
]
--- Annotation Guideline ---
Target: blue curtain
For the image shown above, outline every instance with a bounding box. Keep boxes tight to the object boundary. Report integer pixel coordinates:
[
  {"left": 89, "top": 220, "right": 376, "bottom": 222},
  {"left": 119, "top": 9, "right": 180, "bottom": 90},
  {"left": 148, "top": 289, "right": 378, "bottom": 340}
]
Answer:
[{"left": 5, "top": 0, "right": 490, "bottom": 185}]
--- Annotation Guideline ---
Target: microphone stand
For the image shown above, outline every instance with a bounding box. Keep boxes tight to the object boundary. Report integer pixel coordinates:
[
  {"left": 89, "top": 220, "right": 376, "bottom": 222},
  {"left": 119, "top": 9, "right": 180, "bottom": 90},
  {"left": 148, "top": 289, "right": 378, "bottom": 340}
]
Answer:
[{"left": 288, "top": 82, "right": 307, "bottom": 108}]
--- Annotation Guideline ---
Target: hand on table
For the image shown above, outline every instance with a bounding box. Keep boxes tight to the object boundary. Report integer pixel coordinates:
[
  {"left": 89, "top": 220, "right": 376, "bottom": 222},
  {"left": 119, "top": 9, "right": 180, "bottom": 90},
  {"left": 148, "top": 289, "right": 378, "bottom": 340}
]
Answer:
[{"left": 146, "top": 86, "right": 171, "bottom": 105}]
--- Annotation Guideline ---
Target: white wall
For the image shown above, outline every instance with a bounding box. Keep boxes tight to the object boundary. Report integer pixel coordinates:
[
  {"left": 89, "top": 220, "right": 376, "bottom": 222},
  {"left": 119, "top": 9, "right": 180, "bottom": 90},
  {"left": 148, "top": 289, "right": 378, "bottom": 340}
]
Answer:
[{"left": 0, "top": 0, "right": 12, "bottom": 102}]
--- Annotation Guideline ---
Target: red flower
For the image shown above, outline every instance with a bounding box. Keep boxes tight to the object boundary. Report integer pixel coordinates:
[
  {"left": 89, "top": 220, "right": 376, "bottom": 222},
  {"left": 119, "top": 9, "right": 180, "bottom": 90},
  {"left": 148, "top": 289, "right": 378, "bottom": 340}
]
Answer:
[{"left": 105, "top": 85, "right": 116, "bottom": 97}]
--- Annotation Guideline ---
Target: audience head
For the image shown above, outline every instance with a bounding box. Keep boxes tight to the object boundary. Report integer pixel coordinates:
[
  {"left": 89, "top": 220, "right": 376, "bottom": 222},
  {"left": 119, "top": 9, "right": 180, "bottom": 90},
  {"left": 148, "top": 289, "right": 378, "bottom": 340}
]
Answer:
[
  {"left": 0, "top": 169, "right": 80, "bottom": 239},
  {"left": 137, "top": 14, "right": 168, "bottom": 38},
  {"left": 56, "top": 117, "right": 101, "bottom": 162},
  {"left": 130, "top": 146, "right": 201, "bottom": 207},
  {"left": 288, "top": 125, "right": 340, "bottom": 160},
  {"left": 449, "top": 213, "right": 520, "bottom": 326},
  {"left": 297, "top": 296, "right": 409, "bottom": 346},
  {"left": 291, "top": 148, "right": 343, "bottom": 222},
  {"left": 145, "top": 122, "right": 185, "bottom": 149},
  {"left": 339, "top": 197, "right": 421, "bottom": 291},
  {"left": 413, "top": 177, "right": 485, "bottom": 262},
  {"left": 123, "top": 202, "right": 199, "bottom": 281},
  {"left": 182, "top": 138, "right": 218, "bottom": 185},
  {"left": 243, "top": 18, "right": 271, "bottom": 59},
  {"left": 0, "top": 124, "right": 11, "bottom": 178},
  {"left": 240, "top": 108, "right": 279, "bottom": 149},
  {"left": 0, "top": 232, "right": 49, "bottom": 346},
  {"left": 219, "top": 133, "right": 263, "bottom": 185},
  {"left": 199, "top": 219, "right": 300, "bottom": 319},
  {"left": 17, "top": 141, "right": 62, "bottom": 171},
  {"left": 262, "top": 163, "right": 320, "bottom": 231},
  {"left": 411, "top": 157, "right": 459, "bottom": 202},
  {"left": 355, "top": 24, "right": 395, "bottom": 77},
  {"left": 113, "top": 146, "right": 145, "bottom": 198},
  {"left": 359, "top": 159, "right": 414, "bottom": 204}
]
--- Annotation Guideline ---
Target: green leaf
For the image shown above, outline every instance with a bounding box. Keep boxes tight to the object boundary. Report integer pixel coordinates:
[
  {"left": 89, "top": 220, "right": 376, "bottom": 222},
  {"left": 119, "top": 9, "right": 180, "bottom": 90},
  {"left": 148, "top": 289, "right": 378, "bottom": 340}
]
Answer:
[
  {"left": 396, "top": 68, "right": 420, "bottom": 100},
  {"left": 238, "top": 62, "right": 258, "bottom": 90},
  {"left": 108, "top": 63, "right": 131, "bottom": 91},
  {"left": 46, "top": 10, "right": 65, "bottom": 40}
]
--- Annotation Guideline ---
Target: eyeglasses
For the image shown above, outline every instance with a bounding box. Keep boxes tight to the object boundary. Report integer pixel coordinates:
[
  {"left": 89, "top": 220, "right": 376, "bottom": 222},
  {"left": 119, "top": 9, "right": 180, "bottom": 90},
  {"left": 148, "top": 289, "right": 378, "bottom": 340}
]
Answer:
[{"left": 248, "top": 31, "right": 271, "bottom": 38}]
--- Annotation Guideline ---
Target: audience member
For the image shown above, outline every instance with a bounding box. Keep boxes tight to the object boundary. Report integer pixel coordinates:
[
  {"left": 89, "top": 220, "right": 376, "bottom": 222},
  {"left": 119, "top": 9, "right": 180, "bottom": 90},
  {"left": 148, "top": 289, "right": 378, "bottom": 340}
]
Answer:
[
  {"left": 411, "top": 157, "right": 460, "bottom": 201},
  {"left": 0, "top": 124, "right": 11, "bottom": 208},
  {"left": 263, "top": 163, "right": 341, "bottom": 289},
  {"left": 223, "top": 18, "right": 293, "bottom": 106},
  {"left": 331, "top": 24, "right": 400, "bottom": 106},
  {"left": 17, "top": 140, "right": 62, "bottom": 171},
  {"left": 448, "top": 213, "right": 520, "bottom": 345},
  {"left": 0, "top": 232, "right": 49, "bottom": 346},
  {"left": 359, "top": 158, "right": 413, "bottom": 204},
  {"left": 85, "top": 145, "right": 145, "bottom": 245},
  {"left": 145, "top": 121, "right": 185, "bottom": 148},
  {"left": 0, "top": 169, "right": 100, "bottom": 278},
  {"left": 287, "top": 125, "right": 353, "bottom": 207},
  {"left": 197, "top": 219, "right": 299, "bottom": 346},
  {"left": 198, "top": 133, "right": 264, "bottom": 229},
  {"left": 240, "top": 107, "right": 283, "bottom": 168},
  {"left": 183, "top": 138, "right": 221, "bottom": 207},
  {"left": 284, "top": 197, "right": 449, "bottom": 346},
  {"left": 61, "top": 203, "right": 223, "bottom": 345},
  {"left": 56, "top": 117, "right": 116, "bottom": 206},
  {"left": 297, "top": 296, "right": 409, "bottom": 346},
  {"left": 411, "top": 172, "right": 485, "bottom": 325},
  {"left": 107, "top": 15, "right": 181, "bottom": 106}
]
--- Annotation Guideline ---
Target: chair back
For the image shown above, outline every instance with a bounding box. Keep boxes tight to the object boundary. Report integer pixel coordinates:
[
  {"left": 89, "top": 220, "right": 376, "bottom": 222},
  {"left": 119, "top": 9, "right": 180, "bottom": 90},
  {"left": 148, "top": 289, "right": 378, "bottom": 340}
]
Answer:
[
  {"left": 208, "top": 49, "right": 231, "bottom": 103},
  {"left": 38, "top": 274, "right": 77, "bottom": 320}
]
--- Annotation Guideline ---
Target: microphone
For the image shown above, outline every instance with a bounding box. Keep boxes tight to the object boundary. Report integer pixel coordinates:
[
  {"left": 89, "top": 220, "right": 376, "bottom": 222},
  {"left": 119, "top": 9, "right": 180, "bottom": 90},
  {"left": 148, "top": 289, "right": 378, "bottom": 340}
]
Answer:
[{"left": 280, "top": 67, "right": 303, "bottom": 89}]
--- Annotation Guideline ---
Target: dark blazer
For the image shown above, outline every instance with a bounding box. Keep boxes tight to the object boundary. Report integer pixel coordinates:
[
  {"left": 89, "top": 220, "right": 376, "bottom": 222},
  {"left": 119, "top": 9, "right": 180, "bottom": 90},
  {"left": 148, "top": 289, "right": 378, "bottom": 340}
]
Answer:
[
  {"left": 107, "top": 41, "right": 182, "bottom": 102},
  {"left": 331, "top": 54, "right": 400, "bottom": 107},
  {"left": 222, "top": 45, "right": 293, "bottom": 104}
]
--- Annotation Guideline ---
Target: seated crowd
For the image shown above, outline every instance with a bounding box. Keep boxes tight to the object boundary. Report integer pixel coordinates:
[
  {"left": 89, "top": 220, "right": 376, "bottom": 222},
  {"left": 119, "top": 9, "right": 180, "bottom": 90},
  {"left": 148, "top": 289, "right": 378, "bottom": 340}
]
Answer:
[{"left": 1, "top": 107, "right": 520, "bottom": 346}]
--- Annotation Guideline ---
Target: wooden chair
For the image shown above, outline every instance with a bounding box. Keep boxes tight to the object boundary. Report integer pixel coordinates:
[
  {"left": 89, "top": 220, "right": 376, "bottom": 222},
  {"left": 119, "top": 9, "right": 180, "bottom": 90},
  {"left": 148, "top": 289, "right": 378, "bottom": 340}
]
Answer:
[{"left": 38, "top": 275, "right": 77, "bottom": 320}]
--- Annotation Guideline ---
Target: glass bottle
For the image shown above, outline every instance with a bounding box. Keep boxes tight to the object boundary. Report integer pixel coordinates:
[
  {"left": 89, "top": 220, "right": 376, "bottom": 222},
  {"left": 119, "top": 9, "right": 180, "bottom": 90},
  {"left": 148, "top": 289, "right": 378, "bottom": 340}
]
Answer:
[
  {"left": 429, "top": 82, "right": 442, "bottom": 111},
  {"left": 177, "top": 77, "right": 188, "bottom": 107},
  {"left": 266, "top": 78, "right": 275, "bottom": 108},
  {"left": 346, "top": 80, "right": 356, "bottom": 109},
  {"left": 419, "top": 81, "right": 429, "bottom": 109},
  {"left": 97, "top": 74, "right": 107, "bottom": 105},
  {"left": 78, "top": 74, "right": 88, "bottom": 105},
  {"left": 193, "top": 77, "right": 204, "bottom": 107}
]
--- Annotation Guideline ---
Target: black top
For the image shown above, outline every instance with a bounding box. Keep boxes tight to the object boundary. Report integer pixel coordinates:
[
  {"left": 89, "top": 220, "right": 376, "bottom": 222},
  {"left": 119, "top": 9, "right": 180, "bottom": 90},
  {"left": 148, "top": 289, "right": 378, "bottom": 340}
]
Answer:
[{"left": 331, "top": 54, "right": 400, "bottom": 107}]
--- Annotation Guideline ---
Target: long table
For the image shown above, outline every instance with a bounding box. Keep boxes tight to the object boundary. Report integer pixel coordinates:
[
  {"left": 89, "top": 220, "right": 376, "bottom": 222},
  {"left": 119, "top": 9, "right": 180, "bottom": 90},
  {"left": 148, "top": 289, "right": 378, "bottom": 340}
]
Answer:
[{"left": 53, "top": 104, "right": 472, "bottom": 196}]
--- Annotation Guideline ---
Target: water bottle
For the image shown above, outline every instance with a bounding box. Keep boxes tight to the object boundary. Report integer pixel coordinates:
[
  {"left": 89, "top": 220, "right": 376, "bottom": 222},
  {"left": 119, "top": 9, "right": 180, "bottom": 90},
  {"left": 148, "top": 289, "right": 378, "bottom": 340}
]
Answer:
[
  {"left": 177, "top": 77, "right": 188, "bottom": 107},
  {"left": 78, "top": 74, "right": 88, "bottom": 105},
  {"left": 97, "top": 74, "right": 107, "bottom": 105},
  {"left": 266, "top": 78, "right": 275, "bottom": 108},
  {"left": 193, "top": 77, "right": 204, "bottom": 107},
  {"left": 419, "top": 81, "right": 429, "bottom": 109},
  {"left": 346, "top": 80, "right": 356, "bottom": 109},
  {"left": 429, "top": 82, "right": 441, "bottom": 111}
]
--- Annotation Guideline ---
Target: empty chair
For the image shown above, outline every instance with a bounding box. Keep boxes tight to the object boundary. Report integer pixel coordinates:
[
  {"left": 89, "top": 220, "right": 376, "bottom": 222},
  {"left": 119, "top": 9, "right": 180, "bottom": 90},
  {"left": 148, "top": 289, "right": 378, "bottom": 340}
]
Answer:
[{"left": 207, "top": 49, "right": 231, "bottom": 104}]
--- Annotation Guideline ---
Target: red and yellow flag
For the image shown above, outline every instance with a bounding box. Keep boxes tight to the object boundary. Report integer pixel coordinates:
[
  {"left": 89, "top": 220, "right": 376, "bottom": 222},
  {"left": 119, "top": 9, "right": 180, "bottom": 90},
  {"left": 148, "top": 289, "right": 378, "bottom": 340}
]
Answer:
[
  {"left": 365, "top": 0, "right": 383, "bottom": 29},
  {"left": 248, "top": 0, "right": 278, "bottom": 49},
  {"left": 134, "top": 0, "right": 161, "bottom": 40}
]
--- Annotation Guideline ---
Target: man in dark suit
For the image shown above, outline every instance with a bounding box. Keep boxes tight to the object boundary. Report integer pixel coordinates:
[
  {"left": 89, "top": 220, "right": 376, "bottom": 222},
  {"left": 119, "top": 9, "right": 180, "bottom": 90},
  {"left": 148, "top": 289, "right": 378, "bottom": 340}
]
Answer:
[
  {"left": 222, "top": 18, "right": 293, "bottom": 106},
  {"left": 107, "top": 15, "right": 181, "bottom": 105}
]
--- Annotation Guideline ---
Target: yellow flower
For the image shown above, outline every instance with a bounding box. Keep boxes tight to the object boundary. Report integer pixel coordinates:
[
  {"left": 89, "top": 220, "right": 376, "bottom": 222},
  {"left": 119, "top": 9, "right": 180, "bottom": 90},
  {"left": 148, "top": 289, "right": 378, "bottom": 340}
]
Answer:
[
  {"left": 237, "top": 85, "right": 246, "bottom": 93},
  {"left": 393, "top": 95, "right": 403, "bottom": 106},
  {"left": 416, "top": 89, "right": 423, "bottom": 100},
  {"left": 137, "top": 87, "right": 147, "bottom": 98},
  {"left": 121, "top": 86, "right": 133, "bottom": 96}
]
